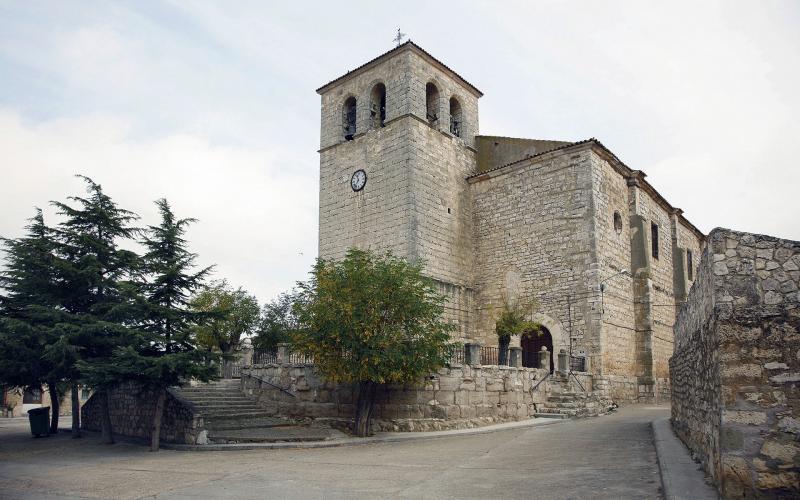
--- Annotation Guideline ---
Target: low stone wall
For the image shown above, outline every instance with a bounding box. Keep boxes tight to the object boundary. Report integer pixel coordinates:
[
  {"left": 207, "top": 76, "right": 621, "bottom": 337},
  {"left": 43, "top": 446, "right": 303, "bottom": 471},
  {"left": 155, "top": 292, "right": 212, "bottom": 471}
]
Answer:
[
  {"left": 596, "top": 375, "right": 670, "bottom": 405},
  {"left": 670, "top": 228, "right": 800, "bottom": 498},
  {"left": 242, "top": 362, "right": 558, "bottom": 432},
  {"left": 82, "top": 382, "right": 205, "bottom": 445}
]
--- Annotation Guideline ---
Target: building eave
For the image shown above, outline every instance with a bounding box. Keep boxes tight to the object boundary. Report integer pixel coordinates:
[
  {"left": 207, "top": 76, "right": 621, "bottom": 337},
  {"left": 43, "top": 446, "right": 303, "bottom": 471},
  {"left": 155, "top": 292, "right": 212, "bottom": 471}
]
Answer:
[{"left": 316, "top": 41, "right": 483, "bottom": 98}]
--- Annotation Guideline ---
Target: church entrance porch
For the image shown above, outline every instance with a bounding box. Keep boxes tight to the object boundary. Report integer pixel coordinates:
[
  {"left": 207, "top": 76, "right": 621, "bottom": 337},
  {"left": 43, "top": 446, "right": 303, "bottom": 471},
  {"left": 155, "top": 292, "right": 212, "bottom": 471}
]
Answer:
[{"left": 521, "top": 327, "right": 553, "bottom": 373}]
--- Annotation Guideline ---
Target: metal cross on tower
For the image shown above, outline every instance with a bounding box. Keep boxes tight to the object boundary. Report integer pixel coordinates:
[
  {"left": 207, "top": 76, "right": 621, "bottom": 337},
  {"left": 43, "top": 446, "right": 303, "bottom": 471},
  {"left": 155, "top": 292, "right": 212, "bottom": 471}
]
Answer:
[{"left": 393, "top": 28, "right": 407, "bottom": 47}]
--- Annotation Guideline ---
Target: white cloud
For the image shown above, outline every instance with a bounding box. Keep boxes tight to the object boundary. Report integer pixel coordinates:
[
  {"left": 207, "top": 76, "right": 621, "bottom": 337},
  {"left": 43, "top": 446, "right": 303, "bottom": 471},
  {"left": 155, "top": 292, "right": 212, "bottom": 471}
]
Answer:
[
  {"left": 1, "top": 0, "right": 798, "bottom": 310},
  {"left": 0, "top": 109, "right": 318, "bottom": 302}
]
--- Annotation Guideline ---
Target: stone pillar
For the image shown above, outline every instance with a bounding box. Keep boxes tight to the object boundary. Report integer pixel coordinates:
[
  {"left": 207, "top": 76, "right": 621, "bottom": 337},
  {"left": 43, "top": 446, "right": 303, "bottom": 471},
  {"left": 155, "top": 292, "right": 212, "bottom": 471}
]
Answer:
[
  {"left": 277, "top": 343, "right": 289, "bottom": 365},
  {"left": 509, "top": 347, "right": 522, "bottom": 368},
  {"left": 241, "top": 348, "right": 253, "bottom": 367},
  {"left": 557, "top": 349, "right": 568, "bottom": 375},
  {"left": 538, "top": 347, "right": 550, "bottom": 372},
  {"left": 465, "top": 343, "right": 482, "bottom": 366}
]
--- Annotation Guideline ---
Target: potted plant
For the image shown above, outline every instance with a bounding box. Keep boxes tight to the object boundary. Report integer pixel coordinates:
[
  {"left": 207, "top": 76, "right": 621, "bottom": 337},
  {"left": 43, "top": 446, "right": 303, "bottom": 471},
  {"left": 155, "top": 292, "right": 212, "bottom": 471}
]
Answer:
[{"left": 494, "top": 296, "right": 541, "bottom": 365}]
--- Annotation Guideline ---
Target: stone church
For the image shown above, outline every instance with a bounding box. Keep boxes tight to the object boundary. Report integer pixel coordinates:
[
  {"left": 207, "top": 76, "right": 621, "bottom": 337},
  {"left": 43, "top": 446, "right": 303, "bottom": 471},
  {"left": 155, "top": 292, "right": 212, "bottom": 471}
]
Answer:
[{"left": 317, "top": 42, "right": 705, "bottom": 403}]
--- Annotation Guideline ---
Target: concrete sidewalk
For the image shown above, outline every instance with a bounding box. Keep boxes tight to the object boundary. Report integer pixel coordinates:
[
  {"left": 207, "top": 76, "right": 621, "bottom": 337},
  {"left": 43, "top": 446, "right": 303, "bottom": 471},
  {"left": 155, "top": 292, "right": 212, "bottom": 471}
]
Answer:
[
  {"left": 162, "top": 416, "right": 567, "bottom": 451},
  {"left": 652, "top": 417, "right": 718, "bottom": 499}
]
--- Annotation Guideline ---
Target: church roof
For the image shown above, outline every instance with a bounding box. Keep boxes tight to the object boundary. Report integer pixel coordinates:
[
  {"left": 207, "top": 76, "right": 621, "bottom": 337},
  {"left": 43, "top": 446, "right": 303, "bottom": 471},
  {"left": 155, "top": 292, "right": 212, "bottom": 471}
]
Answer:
[
  {"left": 467, "top": 138, "right": 705, "bottom": 240},
  {"left": 316, "top": 41, "right": 483, "bottom": 97}
]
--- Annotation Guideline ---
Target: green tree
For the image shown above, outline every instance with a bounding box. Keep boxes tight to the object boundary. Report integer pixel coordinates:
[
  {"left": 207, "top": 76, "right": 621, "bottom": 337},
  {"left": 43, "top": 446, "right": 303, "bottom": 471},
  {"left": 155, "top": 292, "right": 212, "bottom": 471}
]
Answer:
[
  {"left": 292, "top": 248, "right": 456, "bottom": 437},
  {"left": 82, "top": 199, "right": 218, "bottom": 451},
  {"left": 253, "top": 291, "right": 298, "bottom": 353},
  {"left": 494, "top": 296, "right": 541, "bottom": 365},
  {"left": 0, "top": 209, "right": 67, "bottom": 434},
  {"left": 192, "top": 280, "right": 260, "bottom": 355},
  {"left": 53, "top": 176, "right": 140, "bottom": 444}
]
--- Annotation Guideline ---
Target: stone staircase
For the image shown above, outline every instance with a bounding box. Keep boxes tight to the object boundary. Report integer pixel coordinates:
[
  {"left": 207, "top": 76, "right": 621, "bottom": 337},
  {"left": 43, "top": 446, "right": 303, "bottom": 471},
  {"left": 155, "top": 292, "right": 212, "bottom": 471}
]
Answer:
[
  {"left": 174, "top": 379, "right": 337, "bottom": 444},
  {"left": 534, "top": 377, "right": 603, "bottom": 419}
]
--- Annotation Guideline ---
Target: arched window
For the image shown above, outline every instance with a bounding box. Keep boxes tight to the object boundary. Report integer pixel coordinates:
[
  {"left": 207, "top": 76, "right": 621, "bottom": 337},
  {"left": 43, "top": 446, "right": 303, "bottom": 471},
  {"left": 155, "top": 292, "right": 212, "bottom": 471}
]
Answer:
[
  {"left": 613, "top": 211, "right": 623, "bottom": 234},
  {"left": 425, "top": 83, "right": 439, "bottom": 125},
  {"left": 343, "top": 97, "right": 357, "bottom": 140},
  {"left": 370, "top": 83, "right": 386, "bottom": 128},
  {"left": 449, "top": 97, "right": 462, "bottom": 137}
]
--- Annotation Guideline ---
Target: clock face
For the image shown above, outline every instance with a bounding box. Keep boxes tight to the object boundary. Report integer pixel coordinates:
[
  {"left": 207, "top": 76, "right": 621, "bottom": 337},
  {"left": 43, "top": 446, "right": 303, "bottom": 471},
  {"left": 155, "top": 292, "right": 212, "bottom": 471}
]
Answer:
[{"left": 351, "top": 169, "right": 367, "bottom": 192}]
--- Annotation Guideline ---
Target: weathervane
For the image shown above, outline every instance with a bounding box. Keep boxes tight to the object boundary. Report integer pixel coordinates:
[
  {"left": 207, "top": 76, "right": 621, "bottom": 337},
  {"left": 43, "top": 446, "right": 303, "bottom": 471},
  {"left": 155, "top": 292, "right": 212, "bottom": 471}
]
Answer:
[{"left": 393, "top": 28, "right": 407, "bottom": 47}]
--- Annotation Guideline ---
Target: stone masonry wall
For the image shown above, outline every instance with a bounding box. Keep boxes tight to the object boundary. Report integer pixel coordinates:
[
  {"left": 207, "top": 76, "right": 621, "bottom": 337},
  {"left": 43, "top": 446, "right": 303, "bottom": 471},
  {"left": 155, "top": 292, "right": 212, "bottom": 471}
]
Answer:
[
  {"left": 82, "top": 382, "right": 205, "bottom": 445},
  {"left": 590, "top": 152, "right": 637, "bottom": 380},
  {"left": 671, "top": 228, "right": 800, "bottom": 498},
  {"left": 242, "top": 362, "right": 558, "bottom": 432},
  {"left": 469, "top": 146, "right": 596, "bottom": 356}
]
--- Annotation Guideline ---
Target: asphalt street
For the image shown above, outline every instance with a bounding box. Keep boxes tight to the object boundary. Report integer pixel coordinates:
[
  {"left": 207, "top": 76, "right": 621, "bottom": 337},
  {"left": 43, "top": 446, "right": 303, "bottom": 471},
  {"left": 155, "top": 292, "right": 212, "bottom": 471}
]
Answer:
[{"left": 0, "top": 406, "right": 669, "bottom": 499}]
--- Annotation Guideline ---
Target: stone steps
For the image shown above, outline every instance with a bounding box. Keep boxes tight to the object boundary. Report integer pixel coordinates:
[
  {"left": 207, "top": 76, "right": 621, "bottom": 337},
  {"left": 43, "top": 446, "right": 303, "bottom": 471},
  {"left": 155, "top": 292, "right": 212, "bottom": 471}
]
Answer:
[
  {"left": 534, "top": 412, "right": 569, "bottom": 419},
  {"left": 204, "top": 417, "right": 288, "bottom": 431},
  {"left": 176, "top": 380, "right": 321, "bottom": 443},
  {"left": 207, "top": 426, "right": 338, "bottom": 444}
]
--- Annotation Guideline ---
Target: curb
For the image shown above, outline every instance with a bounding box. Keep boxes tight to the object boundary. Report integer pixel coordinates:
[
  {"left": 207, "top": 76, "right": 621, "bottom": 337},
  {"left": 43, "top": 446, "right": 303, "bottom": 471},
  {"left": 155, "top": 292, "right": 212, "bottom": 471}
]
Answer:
[
  {"left": 161, "top": 417, "right": 567, "bottom": 451},
  {"left": 652, "top": 417, "right": 718, "bottom": 500}
]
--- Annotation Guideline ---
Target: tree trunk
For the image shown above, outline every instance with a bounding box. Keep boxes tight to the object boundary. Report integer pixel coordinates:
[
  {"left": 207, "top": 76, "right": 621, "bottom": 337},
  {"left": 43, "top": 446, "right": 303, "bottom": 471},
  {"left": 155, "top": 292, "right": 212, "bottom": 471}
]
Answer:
[
  {"left": 99, "top": 390, "right": 115, "bottom": 444},
  {"left": 150, "top": 388, "right": 167, "bottom": 452},
  {"left": 47, "top": 381, "right": 59, "bottom": 434},
  {"left": 353, "top": 381, "right": 377, "bottom": 437},
  {"left": 498, "top": 336, "right": 511, "bottom": 365},
  {"left": 71, "top": 381, "right": 81, "bottom": 438}
]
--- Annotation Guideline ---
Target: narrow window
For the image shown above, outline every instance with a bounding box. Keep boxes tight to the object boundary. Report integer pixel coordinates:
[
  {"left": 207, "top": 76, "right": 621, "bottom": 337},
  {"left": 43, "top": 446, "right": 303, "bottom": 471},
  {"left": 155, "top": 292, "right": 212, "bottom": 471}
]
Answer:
[
  {"left": 342, "top": 97, "right": 357, "bottom": 140},
  {"left": 613, "top": 211, "right": 623, "bottom": 234},
  {"left": 81, "top": 387, "right": 91, "bottom": 400},
  {"left": 425, "top": 83, "right": 439, "bottom": 124},
  {"left": 651, "top": 222, "right": 659, "bottom": 260},
  {"left": 370, "top": 83, "right": 386, "bottom": 128},
  {"left": 687, "top": 250, "right": 693, "bottom": 280},
  {"left": 449, "top": 97, "right": 463, "bottom": 137}
]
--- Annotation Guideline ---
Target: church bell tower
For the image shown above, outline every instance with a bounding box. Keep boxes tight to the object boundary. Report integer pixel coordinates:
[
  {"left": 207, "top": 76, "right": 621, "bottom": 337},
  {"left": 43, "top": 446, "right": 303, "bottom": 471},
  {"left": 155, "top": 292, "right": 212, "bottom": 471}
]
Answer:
[{"left": 315, "top": 42, "right": 482, "bottom": 339}]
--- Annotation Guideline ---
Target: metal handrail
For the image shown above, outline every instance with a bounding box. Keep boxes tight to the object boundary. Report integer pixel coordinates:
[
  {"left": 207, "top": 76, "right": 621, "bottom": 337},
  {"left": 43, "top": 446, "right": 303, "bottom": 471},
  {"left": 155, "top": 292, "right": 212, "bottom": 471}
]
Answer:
[
  {"left": 241, "top": 372, "right": 296, "bottom": 398},
  {"left": 569, "top": 370, "right": 586, "bottom": 393},
  {"left": 531, "top": 372, "right": 550, "bottom": 392}
]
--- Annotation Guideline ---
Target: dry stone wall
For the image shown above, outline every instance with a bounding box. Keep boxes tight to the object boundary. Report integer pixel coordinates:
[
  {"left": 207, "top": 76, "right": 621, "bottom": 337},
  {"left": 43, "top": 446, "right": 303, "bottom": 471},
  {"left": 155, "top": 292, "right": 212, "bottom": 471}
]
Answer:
[
  {"left": 670, "top": 228, "right": 800, "bottom": 498},
  {"left": 82, "top": 382, "right": 204, "bottom": 445},
  {"left": 242, "top": 362, "right": 555, "bottom": 432}
]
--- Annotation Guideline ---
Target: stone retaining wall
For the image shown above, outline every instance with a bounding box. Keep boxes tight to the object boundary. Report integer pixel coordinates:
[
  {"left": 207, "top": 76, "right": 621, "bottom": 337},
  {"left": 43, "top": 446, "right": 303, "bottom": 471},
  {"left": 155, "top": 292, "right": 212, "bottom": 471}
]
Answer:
[
  {"left": 241, "top": 362, "right": 573, "bottom": 432},
  {"left": 670, "top": 228, "right": 800, "bottom": 498},
  {"left": 82, "top": 382, "right": 205, "bottom": 445}
]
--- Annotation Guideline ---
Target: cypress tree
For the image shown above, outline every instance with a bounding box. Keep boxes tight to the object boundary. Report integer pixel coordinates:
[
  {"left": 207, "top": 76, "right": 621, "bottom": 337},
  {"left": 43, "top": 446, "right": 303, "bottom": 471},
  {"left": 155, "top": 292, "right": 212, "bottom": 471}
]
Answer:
[
  {"left": 53, "top": 176, "right": 140, "bottom": 444},
  {"left": 82, "top": 199, "right": 218, "bottom": 450},
  {"left": 137, "top": 199, "right": 217, "bottom": 451},
  {"left": 0, "top": 209, "right": 66, "bottom": 433}
]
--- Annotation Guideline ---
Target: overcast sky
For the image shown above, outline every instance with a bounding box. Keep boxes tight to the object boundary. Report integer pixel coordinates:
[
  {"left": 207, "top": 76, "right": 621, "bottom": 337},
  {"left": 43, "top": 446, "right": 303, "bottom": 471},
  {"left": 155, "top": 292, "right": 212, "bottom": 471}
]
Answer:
[{"left": 1, "top": 0, "right": 798, "bottom": 304}]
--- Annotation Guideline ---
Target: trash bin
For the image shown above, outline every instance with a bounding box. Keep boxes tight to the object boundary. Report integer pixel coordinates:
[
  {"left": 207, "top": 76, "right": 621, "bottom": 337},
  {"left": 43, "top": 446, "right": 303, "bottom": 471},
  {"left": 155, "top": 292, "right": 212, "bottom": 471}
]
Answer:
[{"left": 27, "top": 406, "right": 50, "bottom": 437}]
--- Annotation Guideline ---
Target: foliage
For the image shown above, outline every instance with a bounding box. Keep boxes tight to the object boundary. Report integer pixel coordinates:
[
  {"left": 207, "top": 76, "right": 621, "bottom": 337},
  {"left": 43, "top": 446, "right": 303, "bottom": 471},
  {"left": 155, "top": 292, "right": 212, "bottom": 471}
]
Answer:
[
  {"left": 291, "top": 248, "right": 456, "bottom": 436},
  {"left": 0, "top": 177, "right": 225, "bottom": 446},
  {"left": 253, "top": 291, "right": 298, "bottom": 352},
  {"left": 191, "top": 280, "right": 260, "bottom": 354},
  {"left": 80, "top": 199, "right": 218, "bottom": 388},
  {"left": 494, "top": 296, "right": 541, "bottom": 340},
  {"left": 0, "top": 211, "right": 58, "bottom": 385},
  {"left": 0, "top": 209, "right": 67, "bottom": 431},
  {"left": 53, "top": 176, "right": 141, "bottom": 390}
]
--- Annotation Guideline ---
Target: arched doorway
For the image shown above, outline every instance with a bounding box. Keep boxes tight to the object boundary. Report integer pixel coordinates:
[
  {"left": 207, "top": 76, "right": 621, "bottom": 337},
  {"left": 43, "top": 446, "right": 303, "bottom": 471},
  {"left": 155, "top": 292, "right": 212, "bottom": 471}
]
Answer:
[{"left": 521, "top": 327, "right": 554, "bottom": 373}]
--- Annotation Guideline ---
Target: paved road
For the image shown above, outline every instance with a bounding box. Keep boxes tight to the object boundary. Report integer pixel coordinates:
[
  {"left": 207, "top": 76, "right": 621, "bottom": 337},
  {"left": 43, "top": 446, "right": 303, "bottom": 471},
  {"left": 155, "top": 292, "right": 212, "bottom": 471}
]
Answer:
[{"left": 0, "top": 406, "right": 668, "bottom": 499}]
